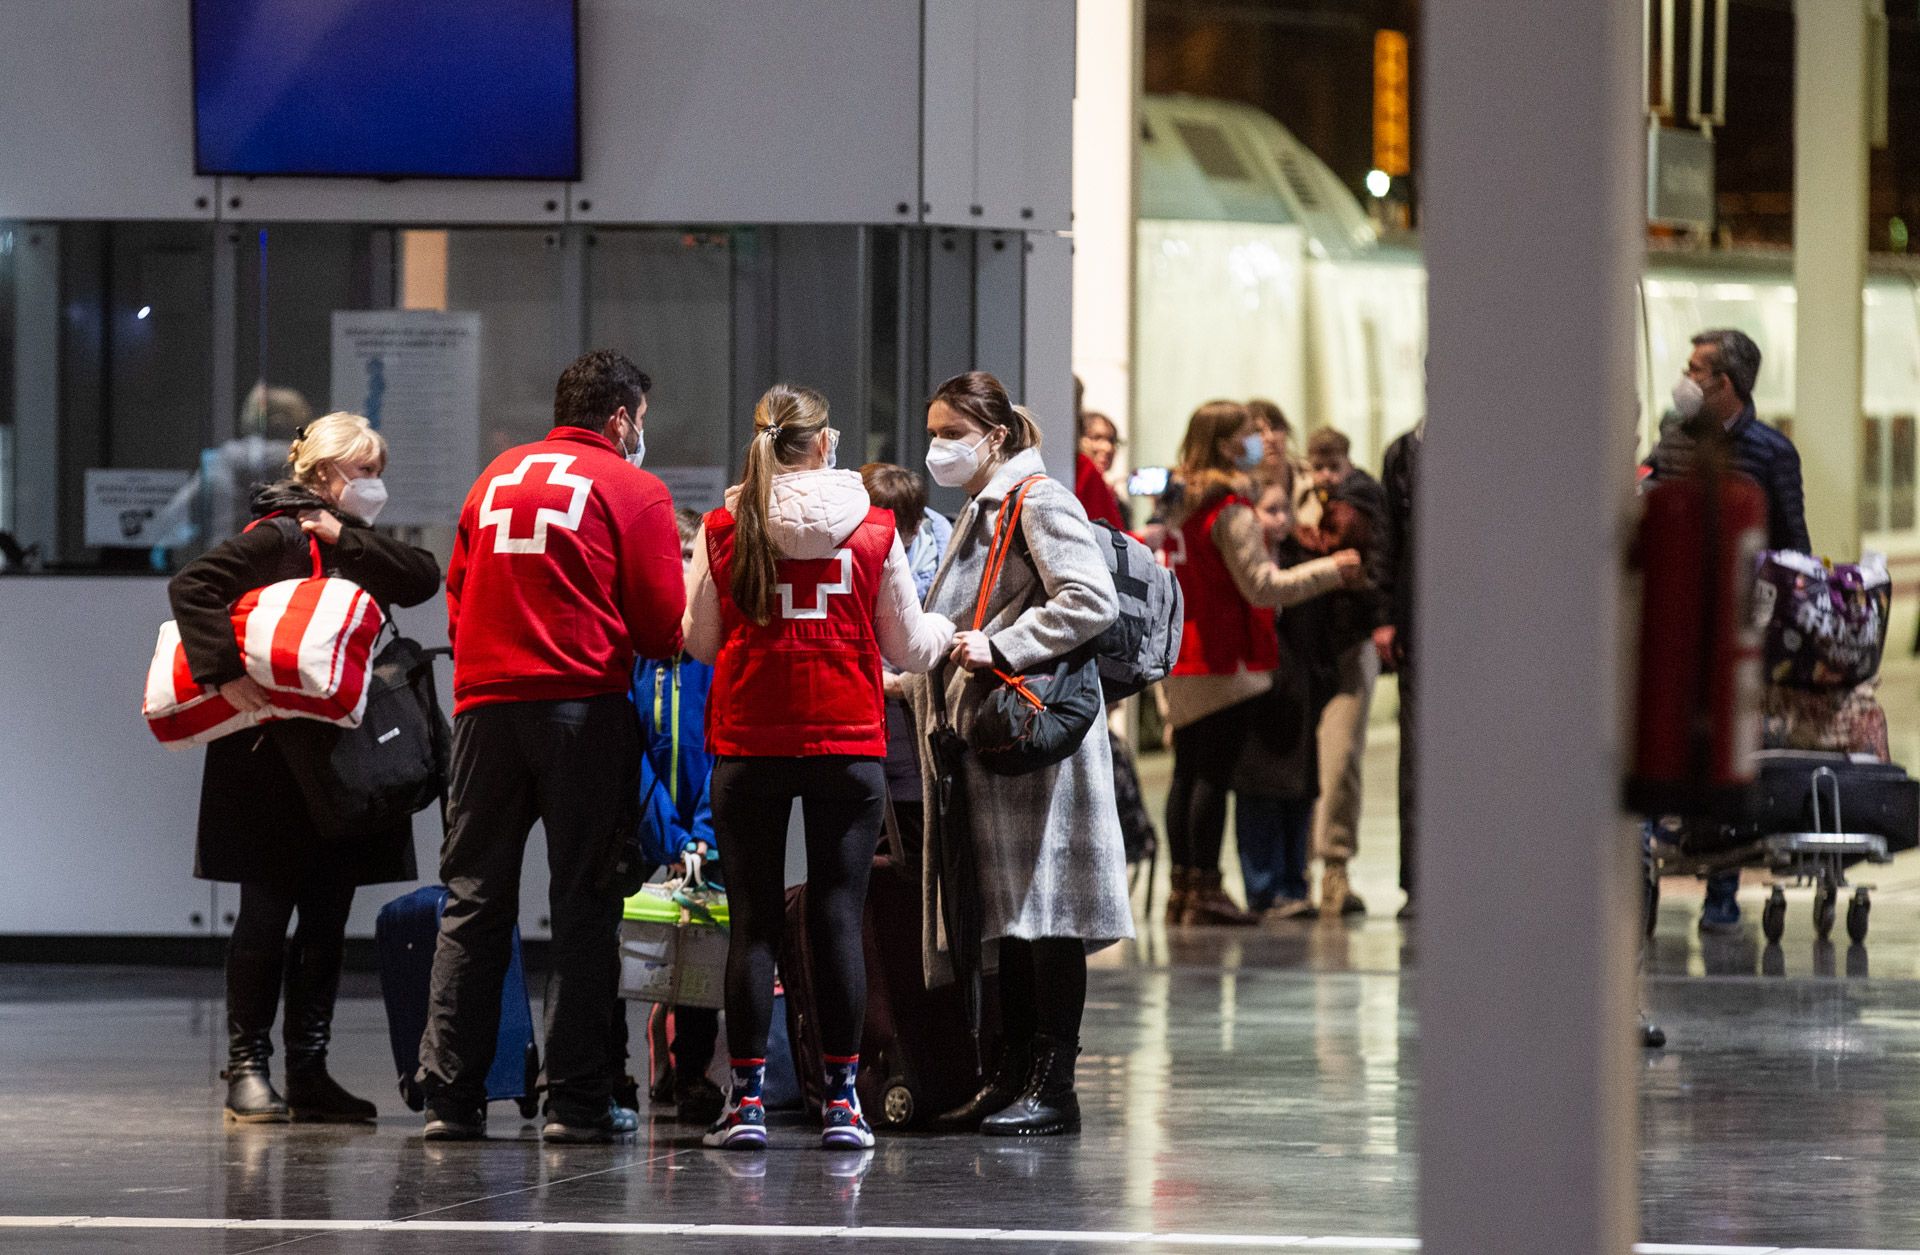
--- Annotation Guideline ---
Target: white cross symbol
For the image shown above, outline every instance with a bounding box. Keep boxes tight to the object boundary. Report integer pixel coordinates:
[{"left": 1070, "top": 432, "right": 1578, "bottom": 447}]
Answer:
[
  {"left": 477, "top": 453, "right": 594, "bottom": 555},
  {"left": 777, "top": 549, "right": 854, "bottom": 620}
]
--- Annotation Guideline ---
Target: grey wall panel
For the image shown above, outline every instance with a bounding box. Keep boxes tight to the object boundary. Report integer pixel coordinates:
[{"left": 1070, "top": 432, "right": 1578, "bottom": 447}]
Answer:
[
  {"left": 971, "top": 231, "right": 1024, "bottom": 392},
  {"left": 0, "top": 578, "right": 210, "bottom": 934},
  {"left": 0, "top": 0, "right": 215, "bottom": 221},
  {"left": 974, "top": 0, "right": 1074, "bottom": 232},
  {"left": 572, "top": 0, "right": 921, "bottom": 226},
  {"left": 922, "top": 0, "right": 982, "bottom": 225},
  {"left": 216, "top": 180, "right": 570, "bottom": 227},
  {"left": 1021, "top": 231, "right": 1075, "bottom": 479}
]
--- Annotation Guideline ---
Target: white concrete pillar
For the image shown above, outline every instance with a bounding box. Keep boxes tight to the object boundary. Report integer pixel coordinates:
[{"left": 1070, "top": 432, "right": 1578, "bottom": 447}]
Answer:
[
  {"left": 1794, "top": 0, "right": 1871, "bottom": 561},
  {"left": 1417, "top": 0, "right": 1642, "bottom": 1251},
  {"left": 1070, "top": 0, "right": 1141, "bottom": 448}
]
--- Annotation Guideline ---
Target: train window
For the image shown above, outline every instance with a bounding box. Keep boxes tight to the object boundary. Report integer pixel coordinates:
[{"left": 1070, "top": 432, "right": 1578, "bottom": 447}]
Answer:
[
  {"left": 1862, "top": 416, "right": 1884, "bottom": 533},
  {"left": 1274, "top": 151, "right": 1324, "bottom": 211},
  {"left": 1173, "top": 121, "right": 1252, "bottom": 182},
  {"left": 1893, "top": 416, "right": 1916, "bottom": 532}
]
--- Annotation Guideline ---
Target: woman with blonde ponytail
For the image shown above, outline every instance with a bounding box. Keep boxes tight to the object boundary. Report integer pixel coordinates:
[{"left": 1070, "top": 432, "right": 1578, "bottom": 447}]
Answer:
[{"left": 683, "top": 383, "right": 954, "bottom": 1151}]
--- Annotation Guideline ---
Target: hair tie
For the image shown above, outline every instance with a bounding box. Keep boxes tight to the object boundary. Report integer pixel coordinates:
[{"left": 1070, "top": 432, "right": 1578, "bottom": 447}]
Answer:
[{"left": 762, "top": 424, "right": 783, "bottom": 441}]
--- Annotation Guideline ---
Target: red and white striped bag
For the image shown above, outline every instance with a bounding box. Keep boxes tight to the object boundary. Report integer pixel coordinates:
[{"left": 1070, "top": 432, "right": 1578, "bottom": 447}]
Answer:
[{"left": 143, "top": 531, "right": 387, "bottom": 749}]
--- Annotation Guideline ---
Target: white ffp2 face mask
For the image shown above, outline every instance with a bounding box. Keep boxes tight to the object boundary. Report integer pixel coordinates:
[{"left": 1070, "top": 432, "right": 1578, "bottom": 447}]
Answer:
[
  {"left": 339, "top": 476, "right": 388, "bottom": 525},
  {"left": 925, "top": 433, "right": 992, "bottom": 488},
  {"left": 1672, "top": 376, "right": 1705, "bottom": 420},
  {"left": 623, "top": 419, "right": 648, "bottom": 469}
]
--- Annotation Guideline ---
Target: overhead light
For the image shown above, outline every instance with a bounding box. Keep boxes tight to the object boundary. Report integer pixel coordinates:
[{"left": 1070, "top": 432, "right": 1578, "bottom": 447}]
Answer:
[
  {"left": 1366, "top": 169, "right": 1392, "bottom": 199},
  {"left": 136, "top": 305, "right": 152, "bottom": 320}
]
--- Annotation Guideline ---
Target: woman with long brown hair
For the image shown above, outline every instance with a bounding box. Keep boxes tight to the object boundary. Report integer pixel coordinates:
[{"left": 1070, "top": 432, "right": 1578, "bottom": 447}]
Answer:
[
  {"left": 1159, "top": 401, "right": 1363, "bottom": 925},
  {"left": 909, "top": 371, "right": 1134, "bottom": 1137},
  {"left": 683, "top": 383, "right": 953, "bottom": 1150}
]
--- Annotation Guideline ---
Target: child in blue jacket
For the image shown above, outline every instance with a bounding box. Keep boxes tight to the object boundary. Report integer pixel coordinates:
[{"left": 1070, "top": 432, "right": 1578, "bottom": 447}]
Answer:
[{"left": 617, "top": 509, "right": 725, "bottom": 1125}]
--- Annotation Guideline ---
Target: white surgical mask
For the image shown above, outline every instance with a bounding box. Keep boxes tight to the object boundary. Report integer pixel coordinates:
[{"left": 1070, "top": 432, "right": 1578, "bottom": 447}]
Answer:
[
  {"left": 1237, "top": 434, "right": 1265, "bottom": 469},
  {"left": 1672, "top": 376, "right": 1705, "bottom": 421},
  {"left": 623, "top": 419, "right": 647, "bottom": 468},
  {"left": 825, "top": 428, "right": 840, "bottom": 470},
  {"left": 339, "top": 476, "right": 388, "bottom": 525},
  {"left": 925, "top": 432, "right": 992, "bottom": 488}
]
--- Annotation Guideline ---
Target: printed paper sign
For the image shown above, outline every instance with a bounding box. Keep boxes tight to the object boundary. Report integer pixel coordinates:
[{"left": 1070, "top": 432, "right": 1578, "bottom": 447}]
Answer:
[
  {"left": 330, "top": 310, "right": 482, "bottom": 527},
  {"left": 84, "top": 469, "right": 191, "bottom": 548}
]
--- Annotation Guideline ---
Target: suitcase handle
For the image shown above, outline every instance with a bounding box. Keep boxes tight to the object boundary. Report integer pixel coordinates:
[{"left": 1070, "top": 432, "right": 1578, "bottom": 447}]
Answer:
[{"left": 1812, "top": 766, "right": 1844, "bottom": 835}]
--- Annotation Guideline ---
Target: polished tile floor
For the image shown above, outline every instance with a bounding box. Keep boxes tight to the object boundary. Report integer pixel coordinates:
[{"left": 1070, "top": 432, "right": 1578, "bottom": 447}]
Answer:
[{"left": 9, "top": 663, "right": 1920, "bottom": 1253}]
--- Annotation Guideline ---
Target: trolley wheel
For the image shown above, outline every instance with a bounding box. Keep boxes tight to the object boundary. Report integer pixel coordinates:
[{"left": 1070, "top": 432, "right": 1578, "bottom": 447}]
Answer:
[
  {"left": 1761, "top": 888, "right": 1787, "bottom": 945},
  {"left": 1642, "top": 1022, "right": 1666, "bottom": 1049},
  {"left": 1814, "top": 881, "right": 1838, "bottom": 941},
  {"left": 1847, "top": 889, "right": 1871, "bottom": 945},
  {"left": 518, "top": 1042, "right": 542, "bottom": 1120},
  {"left": 881, "top": 1083, "right": 915, "bottom": 1128}
]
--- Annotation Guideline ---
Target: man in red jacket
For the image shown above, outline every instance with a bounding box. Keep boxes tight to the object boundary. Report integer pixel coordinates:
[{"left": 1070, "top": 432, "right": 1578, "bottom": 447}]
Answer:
[{"left": 420, "top": 349, "right": 685, "bottom": 1143}]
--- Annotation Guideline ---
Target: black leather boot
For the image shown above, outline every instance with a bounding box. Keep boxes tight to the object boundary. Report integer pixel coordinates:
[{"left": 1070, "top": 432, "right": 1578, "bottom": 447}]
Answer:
[
  {"left": 929, "top": 1037, "right": 1032, "bottom": 1132},
  {"left": 980, "top": 1035, "right": 1080, "bottom": 1137},
  {"left": 283, "top": 937, "right": 376, "bottom": 1123},
  {"left": 224, "top": 946, "right": 289, "bottom": 1123}
]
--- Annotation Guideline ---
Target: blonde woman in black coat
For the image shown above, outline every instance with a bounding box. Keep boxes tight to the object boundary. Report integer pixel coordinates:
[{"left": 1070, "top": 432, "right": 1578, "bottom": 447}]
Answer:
[{"left": 168, "top": 412, "right": 440, "bottom": 1123}]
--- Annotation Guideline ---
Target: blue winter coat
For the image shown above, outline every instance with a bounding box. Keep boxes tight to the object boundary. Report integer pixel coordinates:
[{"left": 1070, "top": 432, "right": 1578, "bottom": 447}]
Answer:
[{"left": 632, "top": 656, "right": 716, "bottom": 873}]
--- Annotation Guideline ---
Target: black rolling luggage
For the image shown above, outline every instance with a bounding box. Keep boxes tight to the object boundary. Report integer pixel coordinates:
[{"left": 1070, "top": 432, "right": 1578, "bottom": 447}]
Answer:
[
  {"left": 1748, "top": 751, "right": 1920, "bottom": 855},
  {"left": 782, "top": 832, "right": 998, "bottom": 1129},
  {"left": 375, "top": 886, "right": 542, "bottom": 1119}
]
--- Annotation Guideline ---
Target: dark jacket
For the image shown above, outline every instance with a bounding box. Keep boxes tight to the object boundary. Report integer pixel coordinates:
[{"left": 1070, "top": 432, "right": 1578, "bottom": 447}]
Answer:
[
  {"left": 1645, "top": 406, "right": 1810, "bottom": 555},
  {"left": 167, "top": 483, "right": 442, "bottom": 887},
  {"left": 1232, "top": 538, "right": 1341, "bottom": 800},
  {"left": 1297, "top": 467, "right": 1390, "bottom": 653},
  {"left": 1723, "top": 408, "right": 1810, "bottom": 554},
  {"left": 1380, "top": 427, "right": 1420, "bottom": 654}
]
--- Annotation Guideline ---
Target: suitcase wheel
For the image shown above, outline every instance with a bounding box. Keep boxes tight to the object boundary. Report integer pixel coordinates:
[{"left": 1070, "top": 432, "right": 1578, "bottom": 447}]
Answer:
[
  {"left": 518, "top": 1042, "right": 542, "bottom": 1120},
  {"left": 881, "top": 1082, "right": 915, "bottom": 1128}
]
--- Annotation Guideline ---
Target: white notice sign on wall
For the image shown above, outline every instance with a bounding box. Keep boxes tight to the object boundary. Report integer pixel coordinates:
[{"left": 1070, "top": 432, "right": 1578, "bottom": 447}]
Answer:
[
  {"left": 330, "top": 310, "right": 482, "bottom": 528},
  {"left": 84, "top": 469, "right": 191, "bottom": 548},
  {"left": 650, "top": 466, "right": 730, "bottom": 516}
]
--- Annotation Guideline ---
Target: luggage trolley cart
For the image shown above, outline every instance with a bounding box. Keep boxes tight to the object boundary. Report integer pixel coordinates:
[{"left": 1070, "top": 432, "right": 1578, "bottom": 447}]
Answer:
[
  {"left": 1644, "top": 753, "right": 1912, "bottom": 945},
  {"left": 1751, "top": 765, "right": 1887, "bottom": 944}
]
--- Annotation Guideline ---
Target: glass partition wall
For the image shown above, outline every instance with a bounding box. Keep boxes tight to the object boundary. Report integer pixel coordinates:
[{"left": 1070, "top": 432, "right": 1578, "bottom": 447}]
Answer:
[{"left": 0, "top": 221, "right": 992, "bottom": 574}]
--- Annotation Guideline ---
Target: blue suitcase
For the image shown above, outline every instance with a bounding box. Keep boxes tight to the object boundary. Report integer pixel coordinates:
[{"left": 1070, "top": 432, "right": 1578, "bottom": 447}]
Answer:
[{"left": 375, "top": 886, "right": 541, "bottom": 1119}]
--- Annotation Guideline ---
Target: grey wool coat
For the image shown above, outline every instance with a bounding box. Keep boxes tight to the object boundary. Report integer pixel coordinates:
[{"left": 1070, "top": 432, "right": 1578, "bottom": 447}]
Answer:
[{"left": 907, "top": 448, "right": 1137, "bottom": 986}]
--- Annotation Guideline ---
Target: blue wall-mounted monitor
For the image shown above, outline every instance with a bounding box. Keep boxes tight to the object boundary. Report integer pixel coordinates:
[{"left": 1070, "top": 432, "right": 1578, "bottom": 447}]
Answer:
[{"left": 191, "top": 0, "right": 581, "bottom": 180}]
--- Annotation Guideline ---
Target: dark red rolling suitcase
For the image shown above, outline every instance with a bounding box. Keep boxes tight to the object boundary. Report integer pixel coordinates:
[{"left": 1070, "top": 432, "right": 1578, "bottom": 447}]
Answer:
[{"left": 782, "top": 832, "right": 997, "bottom": 1129}]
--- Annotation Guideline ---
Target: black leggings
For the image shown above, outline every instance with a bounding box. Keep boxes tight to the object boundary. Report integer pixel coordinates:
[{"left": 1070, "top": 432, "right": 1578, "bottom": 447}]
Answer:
[
  {"left": 999, "top": 937, "right": 1087, "bottom": 1046},
  {"left": 230, "top": 879, "right": 356, "bottom": 954},
  {"left": 710, "top": 756, "right": 885, "bottom": 1061},
  {"left": 1165, "top": 697, "right": 1256, "bottom": 872}
]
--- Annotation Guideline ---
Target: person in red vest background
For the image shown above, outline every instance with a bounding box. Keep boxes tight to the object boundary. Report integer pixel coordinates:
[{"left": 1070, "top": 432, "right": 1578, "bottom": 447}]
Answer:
[
  {"left": 419, "top": 349, "right": 685, "bottom": 1144},
  {"left": 684, "top": 382, "right": 953, "bottom": 1151},
  {"left": 1158, "top": 400, "right": 1363, "bottom": 927}
]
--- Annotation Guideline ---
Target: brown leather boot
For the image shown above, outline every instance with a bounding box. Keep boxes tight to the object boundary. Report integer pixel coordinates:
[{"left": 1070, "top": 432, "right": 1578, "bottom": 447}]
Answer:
[
  {"left": 1164, "top": 867, "right": 1193, "bottom": 926},
  {"left": 1320, "top": 860, "right": 1368, "bottom": 917},
  {"left": 1186, "top": 870, "right": 1261, "bottom": 927}
]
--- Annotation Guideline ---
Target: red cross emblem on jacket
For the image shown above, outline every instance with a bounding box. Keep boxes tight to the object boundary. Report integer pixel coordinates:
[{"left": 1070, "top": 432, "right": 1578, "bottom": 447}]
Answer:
[{"left": 478, "top": 453, "right": 594, "bottom": 555}]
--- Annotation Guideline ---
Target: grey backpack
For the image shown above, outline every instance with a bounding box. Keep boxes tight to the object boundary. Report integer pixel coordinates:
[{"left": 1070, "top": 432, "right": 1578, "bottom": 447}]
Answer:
[{"left": 1087, "top": 520, "right": 1184, "bottom": 702}]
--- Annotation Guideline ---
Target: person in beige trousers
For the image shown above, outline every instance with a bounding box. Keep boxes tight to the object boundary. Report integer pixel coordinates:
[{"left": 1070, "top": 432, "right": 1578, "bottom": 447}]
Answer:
[{"left": 1298, "top": 429, "right": 1392, "bottom": 916}]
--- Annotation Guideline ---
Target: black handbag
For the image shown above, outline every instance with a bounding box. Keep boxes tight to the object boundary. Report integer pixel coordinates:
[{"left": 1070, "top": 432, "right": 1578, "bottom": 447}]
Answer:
[
  {"left": 961, "top": 476, "right": 1104, "bottom": 777},
  {"left": 272, "top": 627, "right": 452, "bottom": 840}
]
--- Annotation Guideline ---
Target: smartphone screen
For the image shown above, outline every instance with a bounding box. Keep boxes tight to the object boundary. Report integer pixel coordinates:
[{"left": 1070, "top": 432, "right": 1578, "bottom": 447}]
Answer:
[{"left": 1127, "top": 466, "right": 1170, "bottom": 497}]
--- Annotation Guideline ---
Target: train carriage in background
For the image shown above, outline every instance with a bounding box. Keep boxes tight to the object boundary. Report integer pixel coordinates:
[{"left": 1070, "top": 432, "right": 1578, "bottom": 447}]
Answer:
[{"left": 1134, "top": 94, "right": 1920, "bottom": 633}]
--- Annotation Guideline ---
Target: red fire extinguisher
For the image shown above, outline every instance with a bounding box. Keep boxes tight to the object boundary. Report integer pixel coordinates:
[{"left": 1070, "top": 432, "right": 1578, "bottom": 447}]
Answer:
[{"left": 1625, "top": 454, "right": 1767, "bottom": 820}]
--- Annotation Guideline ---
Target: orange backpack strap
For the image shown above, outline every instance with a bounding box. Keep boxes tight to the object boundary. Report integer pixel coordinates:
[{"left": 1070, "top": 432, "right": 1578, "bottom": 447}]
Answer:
[{"left": 972, "top": 475, "right": 1049, "bottom": 712}]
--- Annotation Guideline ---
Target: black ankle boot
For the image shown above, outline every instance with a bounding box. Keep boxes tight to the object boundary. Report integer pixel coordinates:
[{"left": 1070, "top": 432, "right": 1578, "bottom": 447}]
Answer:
[
  {"left": 224, "top": 946, "right": 289, "bottom": 1123},
  {"left": 980, "top": 1035, "right": 1080, "bottom": 1137},
  {"left": 283, "top": 938, "right": 376, "bottom": 1123},
  {"left": 930, "top": 1038, "right": 1032, "bottom": 1132}
]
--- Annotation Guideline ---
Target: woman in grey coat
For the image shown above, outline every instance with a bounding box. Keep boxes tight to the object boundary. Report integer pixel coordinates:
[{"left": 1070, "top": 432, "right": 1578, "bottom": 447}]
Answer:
[{"left": 908, "top": 371, "right": 1134, "bottom": 1138}]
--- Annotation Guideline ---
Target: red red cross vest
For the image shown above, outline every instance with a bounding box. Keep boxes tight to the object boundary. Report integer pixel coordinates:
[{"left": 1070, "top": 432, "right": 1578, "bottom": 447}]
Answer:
[
  {"left": 1164, "top": 492, "right": 1280, "bottom": 677},
  {"left": 704, "top": 505, "right": 895, "bottom": 757}
]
